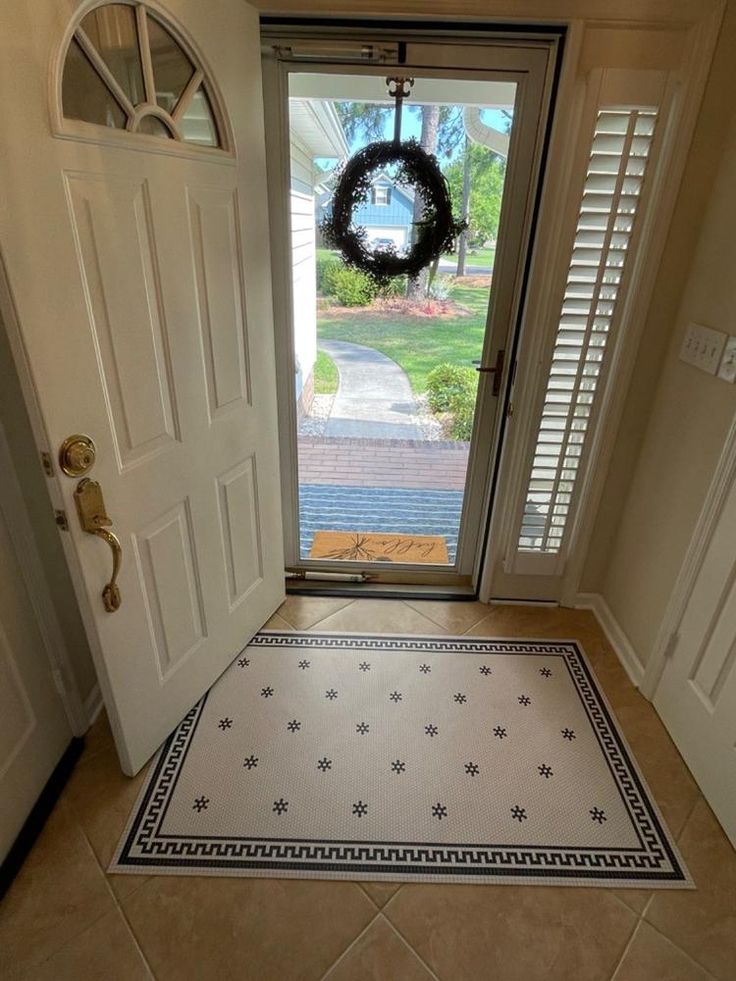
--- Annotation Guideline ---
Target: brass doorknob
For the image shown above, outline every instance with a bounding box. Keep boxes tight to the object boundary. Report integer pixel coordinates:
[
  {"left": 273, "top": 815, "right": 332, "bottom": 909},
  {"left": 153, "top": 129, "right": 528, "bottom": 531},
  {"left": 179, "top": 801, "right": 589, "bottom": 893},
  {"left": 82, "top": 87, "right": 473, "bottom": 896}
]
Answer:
[{"left": 59, "top": 434, "right": 96, "bottom": 477}]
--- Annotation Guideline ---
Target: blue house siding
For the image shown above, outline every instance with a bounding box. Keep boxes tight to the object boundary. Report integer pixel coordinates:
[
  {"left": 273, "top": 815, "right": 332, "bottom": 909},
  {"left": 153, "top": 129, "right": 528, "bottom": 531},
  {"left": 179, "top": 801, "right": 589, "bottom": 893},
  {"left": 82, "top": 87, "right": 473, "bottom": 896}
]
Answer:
[{"left": 353, "top": 185, "right": 414, "bottom": 228}]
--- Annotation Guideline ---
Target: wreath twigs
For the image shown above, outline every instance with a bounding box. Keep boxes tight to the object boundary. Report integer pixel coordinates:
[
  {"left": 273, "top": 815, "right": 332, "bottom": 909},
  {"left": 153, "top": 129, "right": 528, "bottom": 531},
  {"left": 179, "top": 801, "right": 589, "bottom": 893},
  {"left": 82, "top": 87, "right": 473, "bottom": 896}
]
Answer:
[{"left": 320, "top": 138, "right": 466, "bottom": 286}]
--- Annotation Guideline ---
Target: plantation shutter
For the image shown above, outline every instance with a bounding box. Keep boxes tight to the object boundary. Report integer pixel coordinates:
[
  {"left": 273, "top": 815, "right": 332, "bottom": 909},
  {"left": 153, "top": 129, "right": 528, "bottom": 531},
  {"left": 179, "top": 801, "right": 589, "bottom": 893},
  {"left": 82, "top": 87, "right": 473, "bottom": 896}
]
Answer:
[{"left": 516, "top": 106, "right": 658, "bottom": 557}]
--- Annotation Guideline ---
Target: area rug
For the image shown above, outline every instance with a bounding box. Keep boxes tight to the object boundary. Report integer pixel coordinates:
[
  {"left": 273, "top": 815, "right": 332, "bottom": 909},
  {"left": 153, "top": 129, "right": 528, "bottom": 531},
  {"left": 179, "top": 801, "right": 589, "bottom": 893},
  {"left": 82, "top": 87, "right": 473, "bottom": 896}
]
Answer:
[
  {"left": 310, "top": 530, "right": 449, "bottom": 564},
  {"left": 111, "top": 632, "right": 692, "bottom": 888}
]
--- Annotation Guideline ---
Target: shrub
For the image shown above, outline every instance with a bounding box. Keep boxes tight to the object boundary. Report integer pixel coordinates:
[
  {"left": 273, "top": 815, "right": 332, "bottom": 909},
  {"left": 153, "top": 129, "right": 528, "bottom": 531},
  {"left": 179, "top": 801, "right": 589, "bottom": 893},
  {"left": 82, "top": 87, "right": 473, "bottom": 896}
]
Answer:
[
  {"left": 316, "top": 255, "right": 342, "bottom": 295},
  {"left": 426, "top": 363, "right": 478, "bottom": 413},
  {"left": 449, "top": 386, "right": 477, "bottom": 439},
  {"left": 428, "top": 274, "right": 452, "bottom": 301},
  {"left": 329, "top": 266, "right": 378, "bottom": 307}
]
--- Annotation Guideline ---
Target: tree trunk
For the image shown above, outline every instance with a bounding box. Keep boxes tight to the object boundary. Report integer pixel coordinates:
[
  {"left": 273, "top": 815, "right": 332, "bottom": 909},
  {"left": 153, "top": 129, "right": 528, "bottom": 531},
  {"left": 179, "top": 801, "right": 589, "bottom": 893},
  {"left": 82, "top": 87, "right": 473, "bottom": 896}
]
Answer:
[
  {"left": 456, "top": 135, "right": 471, "bottom": 277},
  {"left": 407, "top": 104, "right": 440, "bottom": 299}
]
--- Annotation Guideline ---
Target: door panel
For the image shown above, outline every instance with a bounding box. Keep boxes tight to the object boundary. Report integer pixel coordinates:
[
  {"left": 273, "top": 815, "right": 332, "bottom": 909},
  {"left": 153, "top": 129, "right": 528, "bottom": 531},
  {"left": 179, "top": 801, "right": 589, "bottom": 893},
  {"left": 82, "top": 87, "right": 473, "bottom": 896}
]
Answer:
[
  {"left": 654, "top": 473, "right": 736, "bottom": 847},
  {"left": 0, "top": 437, "right": 72, "bottom": 862},
  {"left": 0, "top": 0, "right": 284, "bottom": 775}
]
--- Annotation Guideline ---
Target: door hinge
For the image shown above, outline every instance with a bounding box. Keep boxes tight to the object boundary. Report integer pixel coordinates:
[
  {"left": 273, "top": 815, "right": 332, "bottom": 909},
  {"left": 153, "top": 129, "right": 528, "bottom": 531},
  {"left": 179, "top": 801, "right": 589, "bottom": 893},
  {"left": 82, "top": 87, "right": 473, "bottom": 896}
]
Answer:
[
  {"left": 41, "top": 450, "right": 54, "bottom": 476},
  {"left": 55, "top": 509, "right": 69, "bottom": 532},
  {"left": 663, "top": 630, "right": 680, "bottom": 660}
]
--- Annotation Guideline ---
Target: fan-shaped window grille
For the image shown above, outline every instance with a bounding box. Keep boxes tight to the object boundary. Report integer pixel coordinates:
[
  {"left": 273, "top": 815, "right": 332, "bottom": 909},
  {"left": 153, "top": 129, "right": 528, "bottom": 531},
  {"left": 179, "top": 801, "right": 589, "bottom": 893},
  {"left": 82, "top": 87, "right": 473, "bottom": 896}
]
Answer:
[
  {"left": 62, "top": 2, "right": 222, "bottom": 147},
  {"left": 517, "top": 107, "right": 658, "bottom": 554}
]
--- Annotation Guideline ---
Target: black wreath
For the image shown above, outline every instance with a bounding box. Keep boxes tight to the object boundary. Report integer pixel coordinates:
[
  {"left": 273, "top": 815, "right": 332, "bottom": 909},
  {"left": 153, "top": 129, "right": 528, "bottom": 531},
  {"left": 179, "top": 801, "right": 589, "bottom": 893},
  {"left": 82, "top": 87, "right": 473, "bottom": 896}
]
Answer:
[{"left": 320, "top": 139, "right": 466, "bottom": 286}]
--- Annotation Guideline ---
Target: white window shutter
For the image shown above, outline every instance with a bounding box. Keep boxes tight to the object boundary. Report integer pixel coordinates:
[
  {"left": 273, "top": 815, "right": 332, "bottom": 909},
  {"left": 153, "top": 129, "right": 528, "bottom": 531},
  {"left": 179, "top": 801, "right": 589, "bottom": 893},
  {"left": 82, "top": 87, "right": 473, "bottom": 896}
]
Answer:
[{"left": 516, "top": 107, "right": 658, "bottom": 557}]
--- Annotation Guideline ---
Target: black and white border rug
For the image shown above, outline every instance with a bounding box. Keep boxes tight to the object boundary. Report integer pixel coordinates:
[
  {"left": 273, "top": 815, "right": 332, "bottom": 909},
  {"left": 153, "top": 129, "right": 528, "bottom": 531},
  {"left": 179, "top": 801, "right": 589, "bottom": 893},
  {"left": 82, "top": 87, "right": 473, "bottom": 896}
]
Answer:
[{"left": 111, "top": 632, "right": 692, "bottom": 888}]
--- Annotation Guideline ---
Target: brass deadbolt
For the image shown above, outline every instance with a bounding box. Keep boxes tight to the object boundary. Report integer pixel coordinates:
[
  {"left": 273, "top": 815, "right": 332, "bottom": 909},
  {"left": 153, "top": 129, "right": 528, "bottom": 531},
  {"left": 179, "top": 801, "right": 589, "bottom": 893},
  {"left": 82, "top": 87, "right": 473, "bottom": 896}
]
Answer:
[{"left": 59, "top": 434, "right": 96, "bottom": 477}]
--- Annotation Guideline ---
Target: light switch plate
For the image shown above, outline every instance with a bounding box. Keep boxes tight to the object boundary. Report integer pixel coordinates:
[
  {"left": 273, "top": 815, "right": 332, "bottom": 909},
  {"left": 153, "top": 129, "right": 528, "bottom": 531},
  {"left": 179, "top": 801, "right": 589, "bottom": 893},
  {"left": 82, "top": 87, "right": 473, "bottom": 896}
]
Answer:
[
  {"left": 679, "top": 322, "right": 727, "bottom": 375},
  {"left": 717, "top": 335, "right": 736, "bottom": 383}
]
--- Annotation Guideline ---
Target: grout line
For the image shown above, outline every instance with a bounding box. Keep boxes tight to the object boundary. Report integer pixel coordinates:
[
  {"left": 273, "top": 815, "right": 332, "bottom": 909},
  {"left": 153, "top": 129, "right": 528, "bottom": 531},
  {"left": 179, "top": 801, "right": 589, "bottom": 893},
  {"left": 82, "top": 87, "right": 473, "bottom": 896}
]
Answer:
[
  {"left": 402, "top": 598, "right": 490, "bottom": 636},
  {"left": 383, "top": 914, "right": 444, "bottom": 980},
  {"left": 355, "top": 881, "right": 383, "bottom": 909},
  {"left": 608, "top": 917, "right": 643, "bottom": 981},
  {"left": 317, "top": 908, "right": 384, "bottom": 980},
  {"left": 73, "top": 797, "right": 158, "bottom": 979},
  {"left": 628, "top": 920, "right": 719, "bottom": 981}
]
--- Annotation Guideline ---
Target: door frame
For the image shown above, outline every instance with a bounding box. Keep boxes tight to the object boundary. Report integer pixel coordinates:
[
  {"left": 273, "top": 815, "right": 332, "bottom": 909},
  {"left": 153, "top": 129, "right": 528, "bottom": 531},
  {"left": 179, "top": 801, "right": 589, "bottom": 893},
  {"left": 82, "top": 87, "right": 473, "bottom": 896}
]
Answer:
[
  {"left": 641, "top": 410, "right": 736, "bottom": 700},
  {"left": 0, "top": 285, "right": 89, "bottom": 736},
  {"left": 261, "top": 22, "right": 564, "bottom": 589}
]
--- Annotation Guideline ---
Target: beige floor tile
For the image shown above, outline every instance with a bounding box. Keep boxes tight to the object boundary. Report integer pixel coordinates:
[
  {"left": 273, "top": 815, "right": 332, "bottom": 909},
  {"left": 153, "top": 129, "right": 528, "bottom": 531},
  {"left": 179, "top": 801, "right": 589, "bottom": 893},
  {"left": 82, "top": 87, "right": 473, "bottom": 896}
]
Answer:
[
  {"left": 276, "top": 594, "right": 354, "bottom": 630},
  {"left": 263, "top": 610, "right": 294, "bottom": 631},
  {"left": 122, "top": 876, "right": 376, "bottom": 981},
  {"left": 359, "top": 881, "right": 403, "bottom": 908},
  {"left": 62, "top": 745, "right": 151, "bottom": 900},
  {"left": 83, "top": 708, "right": 116, "bottom": 760},
  {"left": 645, "top": 799, "right": 736, "bottom": 980},
  {"left": 326, "top": 915, "right": 435, "bottom": 981},
  {"left": 11, "top": 908, "right": 152, "bottom": 981},
  {"left": 0, "top": 802, "right": 117, "bottom": 976},
  {"left": 403, "top": 599, "right": 493, "bottom": 634},
  {"left": 612, "top": 921, "right": 714, "bottom": 981},
  {"left": 384, "top": 883, "right": 637, "bottom": 981},
  {"left": 311, "top": 599, "right": 448, "bottom": 635}
]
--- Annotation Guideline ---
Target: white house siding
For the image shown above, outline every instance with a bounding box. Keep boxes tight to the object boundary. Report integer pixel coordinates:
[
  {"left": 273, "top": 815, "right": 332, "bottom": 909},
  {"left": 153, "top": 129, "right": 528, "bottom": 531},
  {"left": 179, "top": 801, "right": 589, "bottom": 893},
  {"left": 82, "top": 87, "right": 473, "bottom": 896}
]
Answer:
[{"left": 289, "top": 137, "right": 318, "bottom": 414}]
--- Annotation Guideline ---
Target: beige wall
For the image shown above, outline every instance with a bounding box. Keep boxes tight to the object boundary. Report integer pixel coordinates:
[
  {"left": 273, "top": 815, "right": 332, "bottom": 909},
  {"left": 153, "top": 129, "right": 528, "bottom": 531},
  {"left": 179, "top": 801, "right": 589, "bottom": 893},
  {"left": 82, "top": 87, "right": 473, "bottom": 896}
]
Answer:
[
  {"left": 583, "top": 2, "right": 736, "bottom": 663},
  {"left": 0, "top": 315, "right": 96, "bottom": 704}
]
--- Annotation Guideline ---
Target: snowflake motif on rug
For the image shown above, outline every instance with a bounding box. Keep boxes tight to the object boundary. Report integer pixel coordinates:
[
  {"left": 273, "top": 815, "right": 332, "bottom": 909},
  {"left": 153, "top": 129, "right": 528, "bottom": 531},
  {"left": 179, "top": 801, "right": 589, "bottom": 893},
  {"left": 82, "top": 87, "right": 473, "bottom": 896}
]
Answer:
[
  {"left": 454, "top": 693, "right": 467, "bottom": 704},
  {"left": 218, "top": 718, "right": 233, "bottom": 730},
  {"left": 389, "top": 690, "right": 403, "bottom": 703},
  {"left": 425, "top": 724, "right": 439, "bottom": 737},
  {"left": 518, "top": 694, "right": 531, "bottom": 706},
  {"left": 538, "top": 763, "right": 553, "bottom": 779},
  {"left": 317, "top": 757, "right": 332, "bottom": 772},
  {"left": 353, "top": 801, "right": 368, "bottom": 818},
  {"left": 511, "top": 805, "right": 527, "bottom": 822},
  {"left": 286, "top": 720, "right": 301, "bottom": 733},
  {"left": 272, "top": 798, "right": 288, "bottom": 815},
  {"left": 479, "top": 665, "right": 492, "bottom": 676},
  {"left": 359, "top": 661, "right": 371, "bottom": 671},
  {"left": 419, "top": 663, "right": 431, "bottom": 674},
  {"left": 261, "top": 686, "right": 274, "bottom": 698},
  {"left": 590, "top": 807, "right": 607, "bottom": 824},
  {"left": 432, "top": 803, "right": 448, "bottom": 821},
  {"left": 325, "top": 689, "right": 338, "bottom": 700},
  {"left": 561, "top": 728, "right": 576, "bottom": 740},
  {"left": 192, "top": 796, "right": 209, "bottom": 812},
  {"left": 237, "top": 657, "right": 250, "bottom": 668},
  {"left": 356, "top": 722, "right": 370, "bottom": 735},
  {"left": 464, "top": 762, "right": 480, "bottom": 776},
  {"left": 298, "top": 660, "right": 311, "bottom": 670},
  {"left": 391, "top": 760, "right": 406, "bottom": 774},
  {"left": 493, "top": 725, "right": 508, "bottom": 739},
  {"left": 539, "top": 666, "right": 553, "bottom": 678},
  {"left": 243, "top": 755, "right": 259, "bottom": 770}
]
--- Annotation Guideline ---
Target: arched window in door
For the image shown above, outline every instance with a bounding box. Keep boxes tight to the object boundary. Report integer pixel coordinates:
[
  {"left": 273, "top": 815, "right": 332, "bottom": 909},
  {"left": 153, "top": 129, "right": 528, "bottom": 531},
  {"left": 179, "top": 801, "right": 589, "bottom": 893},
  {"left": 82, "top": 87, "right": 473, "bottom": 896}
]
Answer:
[{"left": 61, "top": 2, "right": 224, "bottom": 148}]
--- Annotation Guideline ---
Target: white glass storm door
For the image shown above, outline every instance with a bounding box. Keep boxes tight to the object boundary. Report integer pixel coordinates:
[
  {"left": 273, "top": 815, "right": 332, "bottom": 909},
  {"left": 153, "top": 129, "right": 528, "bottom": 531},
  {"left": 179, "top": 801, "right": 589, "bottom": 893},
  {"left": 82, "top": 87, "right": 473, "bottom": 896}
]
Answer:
[{"left": 264, "top": 30, "right": 560, "bottom": 587}]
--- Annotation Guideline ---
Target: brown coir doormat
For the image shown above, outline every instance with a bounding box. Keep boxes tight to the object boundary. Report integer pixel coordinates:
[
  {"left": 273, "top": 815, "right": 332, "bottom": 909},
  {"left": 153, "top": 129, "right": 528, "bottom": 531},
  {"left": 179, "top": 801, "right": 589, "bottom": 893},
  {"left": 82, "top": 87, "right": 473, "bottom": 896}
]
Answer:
[{"left": 309, "top": 531, "right": 449, "bottom": 564}]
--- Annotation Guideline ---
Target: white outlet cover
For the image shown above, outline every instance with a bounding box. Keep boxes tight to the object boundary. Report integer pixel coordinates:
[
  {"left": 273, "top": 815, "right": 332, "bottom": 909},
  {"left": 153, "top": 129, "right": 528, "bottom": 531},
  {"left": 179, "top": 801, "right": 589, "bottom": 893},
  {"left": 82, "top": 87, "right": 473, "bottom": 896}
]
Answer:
[{"left": 717, "top": 335, "right": 736, "bottom": 383}]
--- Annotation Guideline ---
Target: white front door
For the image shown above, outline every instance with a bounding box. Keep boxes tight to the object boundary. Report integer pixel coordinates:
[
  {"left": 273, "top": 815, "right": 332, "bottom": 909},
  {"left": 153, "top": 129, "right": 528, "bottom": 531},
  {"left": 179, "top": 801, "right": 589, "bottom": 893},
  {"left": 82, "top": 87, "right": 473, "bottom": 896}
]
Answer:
[
  {"left": 653, "top": 469, "right": 736, "bottom": 847},
  {"left": 0, "top": 0, "right": 284, "bottom": 774}
]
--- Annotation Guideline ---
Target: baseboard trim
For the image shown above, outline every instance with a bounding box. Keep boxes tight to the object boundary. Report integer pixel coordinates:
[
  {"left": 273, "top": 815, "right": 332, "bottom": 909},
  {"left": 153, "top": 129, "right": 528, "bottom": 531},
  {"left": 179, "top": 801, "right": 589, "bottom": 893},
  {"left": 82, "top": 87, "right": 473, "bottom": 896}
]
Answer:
[
  {"left": 575, "top": 592, "right": 645, "bottom": 688},
  {"left": 83, "top": 683, "right": 103, "bottom": 728}
]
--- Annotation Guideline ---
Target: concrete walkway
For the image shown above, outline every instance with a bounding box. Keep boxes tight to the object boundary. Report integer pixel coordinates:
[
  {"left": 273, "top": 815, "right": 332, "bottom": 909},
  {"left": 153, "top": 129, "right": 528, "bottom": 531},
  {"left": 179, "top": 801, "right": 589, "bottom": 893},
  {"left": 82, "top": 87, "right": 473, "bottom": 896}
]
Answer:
[{"left": 319, "top": 339, "right": 422, "bottom": 440}]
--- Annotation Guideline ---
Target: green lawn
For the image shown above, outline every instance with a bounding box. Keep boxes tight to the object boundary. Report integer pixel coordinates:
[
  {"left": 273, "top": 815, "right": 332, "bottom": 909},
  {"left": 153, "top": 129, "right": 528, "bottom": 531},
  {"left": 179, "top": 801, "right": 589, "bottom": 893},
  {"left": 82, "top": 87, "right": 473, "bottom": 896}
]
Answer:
[
  {"left": 442, "top": 247, "right": 496, "bottom": 269},
  {"left": 317, "top": 282, "right": 489, "bottom": 394},
  {"left": 313, "top": 349, "right": 339, "bottom": 395}
]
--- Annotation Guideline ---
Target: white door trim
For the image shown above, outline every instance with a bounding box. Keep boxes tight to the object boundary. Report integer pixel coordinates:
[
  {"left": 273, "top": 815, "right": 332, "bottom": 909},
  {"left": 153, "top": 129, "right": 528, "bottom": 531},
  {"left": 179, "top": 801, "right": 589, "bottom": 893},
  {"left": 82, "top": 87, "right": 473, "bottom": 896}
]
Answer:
[{"left": 640, "top": 410, "right": 736, "bottom": 700}]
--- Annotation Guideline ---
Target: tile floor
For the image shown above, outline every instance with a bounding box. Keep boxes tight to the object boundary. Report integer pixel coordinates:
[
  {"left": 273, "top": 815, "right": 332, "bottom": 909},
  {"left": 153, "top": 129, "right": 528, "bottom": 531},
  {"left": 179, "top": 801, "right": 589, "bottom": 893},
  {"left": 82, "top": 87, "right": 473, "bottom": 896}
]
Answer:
[{"left": 1, "top": 598, "right": 734, "bottom": 981}]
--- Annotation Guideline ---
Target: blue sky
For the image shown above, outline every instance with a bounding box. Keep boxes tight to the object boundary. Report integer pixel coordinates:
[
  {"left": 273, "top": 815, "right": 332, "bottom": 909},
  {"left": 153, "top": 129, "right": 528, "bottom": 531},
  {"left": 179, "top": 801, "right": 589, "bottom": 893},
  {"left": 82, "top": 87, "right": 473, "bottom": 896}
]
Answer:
[{"left": 314, "top": 105, "right": 512, "bottom": 171}]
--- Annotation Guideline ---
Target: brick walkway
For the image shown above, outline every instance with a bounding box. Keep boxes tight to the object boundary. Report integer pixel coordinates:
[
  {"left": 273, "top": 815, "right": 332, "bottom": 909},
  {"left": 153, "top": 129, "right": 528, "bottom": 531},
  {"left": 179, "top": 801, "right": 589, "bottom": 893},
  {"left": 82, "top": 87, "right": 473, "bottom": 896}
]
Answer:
[{"left": 297, "top": 436, "right": 470, "bottom": 491}]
